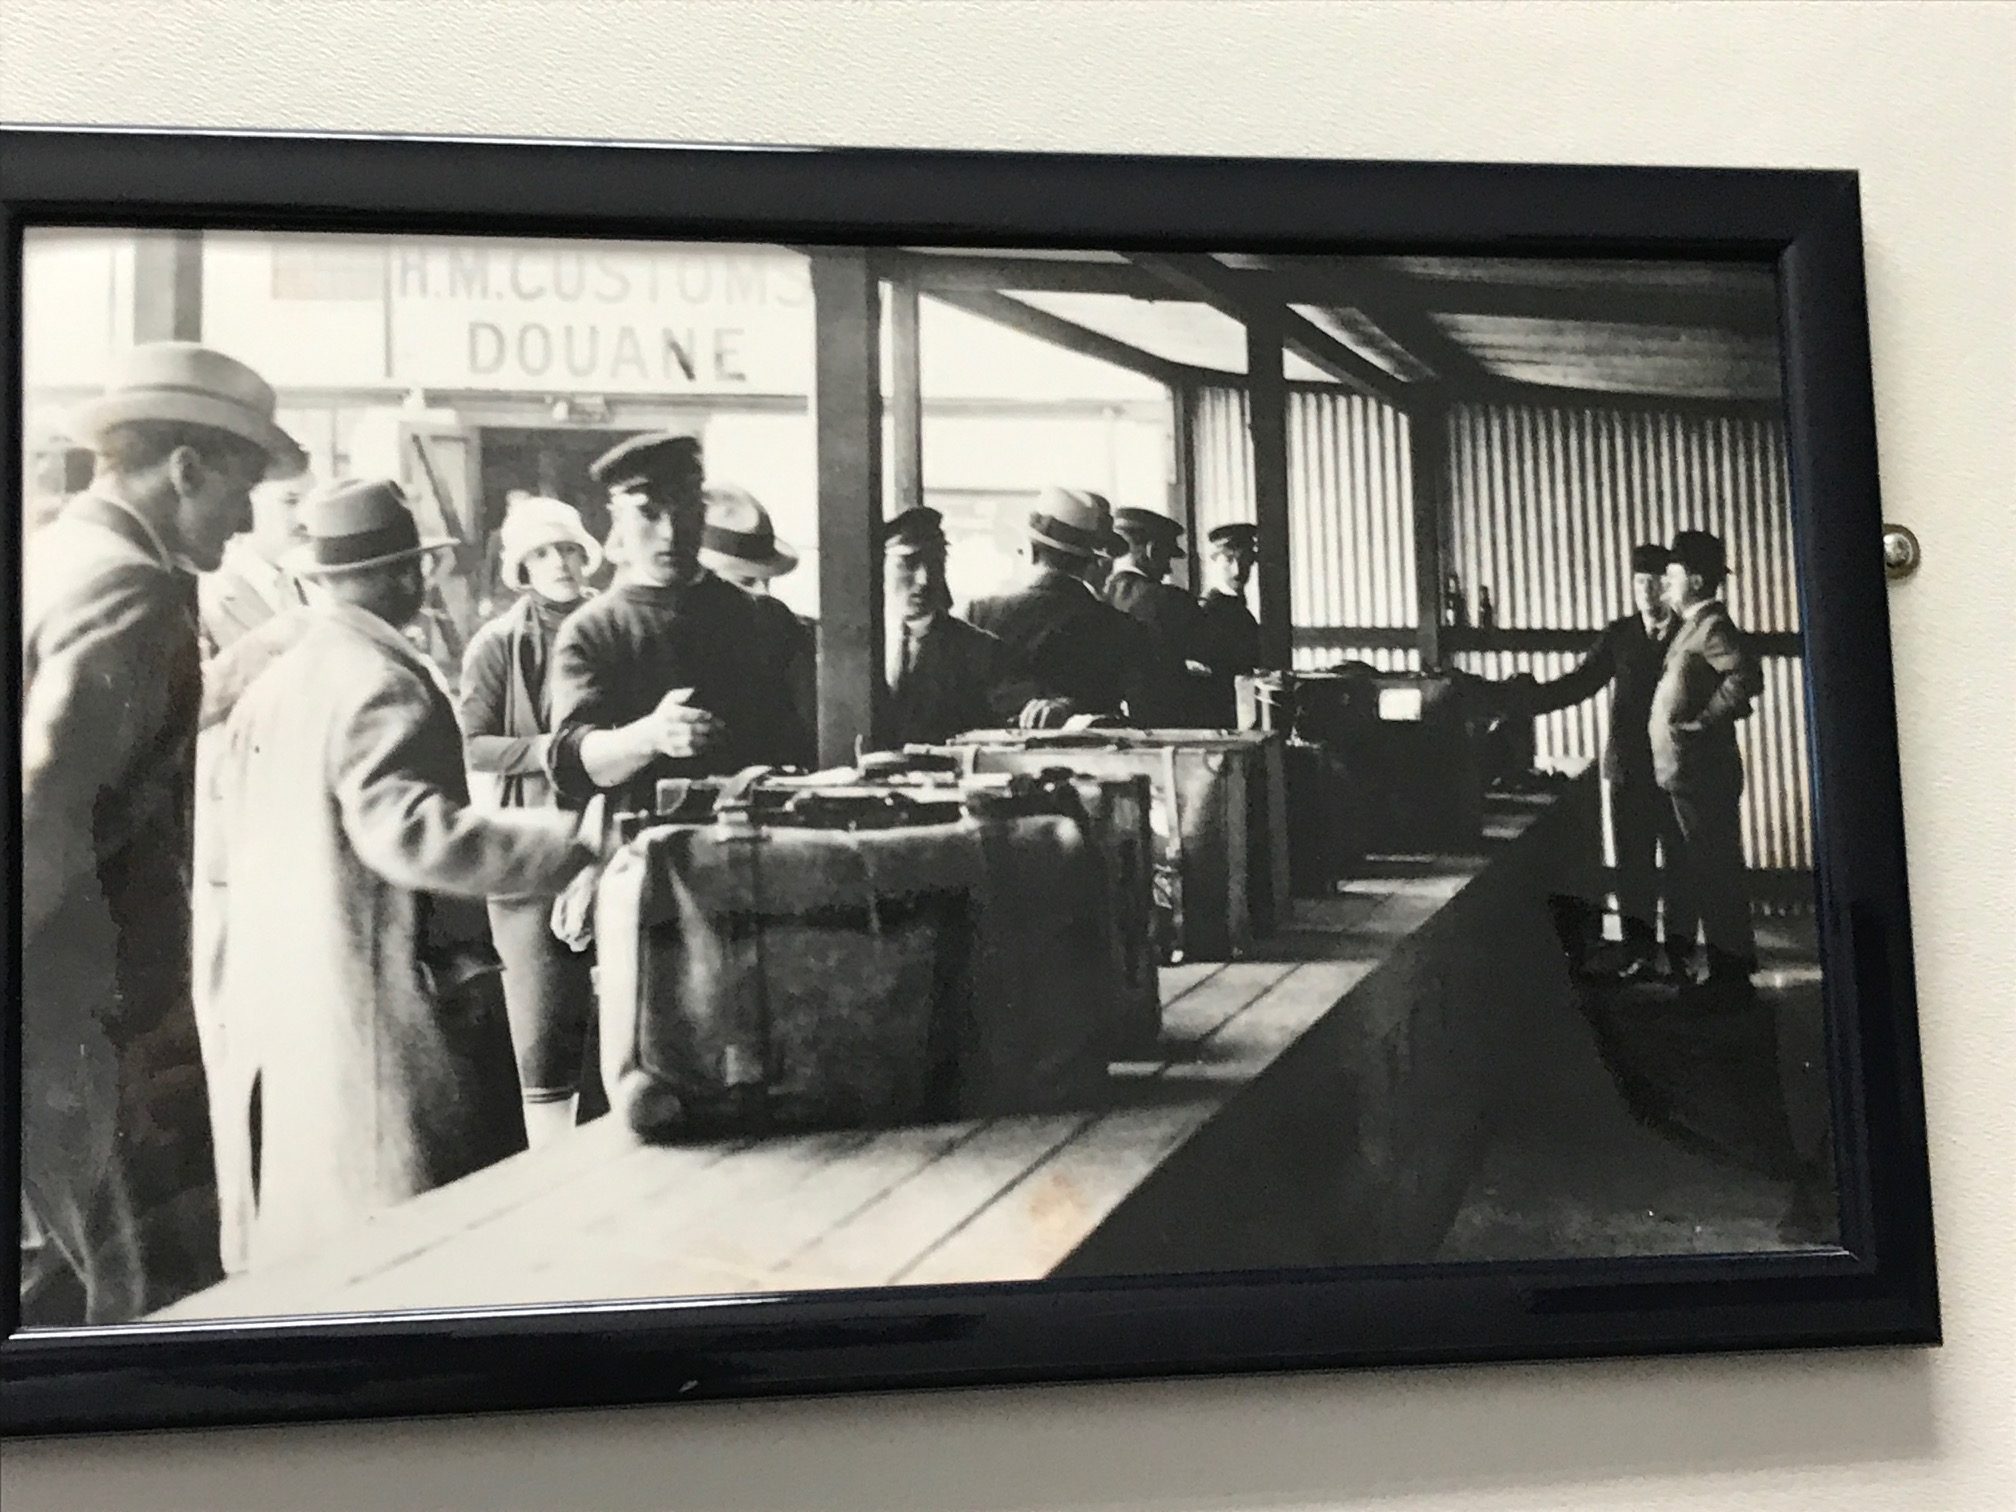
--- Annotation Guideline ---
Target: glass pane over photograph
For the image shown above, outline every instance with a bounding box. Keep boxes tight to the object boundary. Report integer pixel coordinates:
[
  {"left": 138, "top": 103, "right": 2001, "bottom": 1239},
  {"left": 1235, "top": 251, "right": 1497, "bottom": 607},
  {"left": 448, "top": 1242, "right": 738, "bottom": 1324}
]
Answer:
[{"left": 16, "top": 228, "right": 1831, "bottom": 1329}]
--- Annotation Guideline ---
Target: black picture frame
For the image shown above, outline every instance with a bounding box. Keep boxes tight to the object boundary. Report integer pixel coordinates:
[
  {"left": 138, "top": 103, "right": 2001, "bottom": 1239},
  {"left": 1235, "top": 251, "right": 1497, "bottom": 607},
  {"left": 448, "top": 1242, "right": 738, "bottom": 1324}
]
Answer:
[{"left": 0, "top": 127, "right": 1936, "bottom": 1439}]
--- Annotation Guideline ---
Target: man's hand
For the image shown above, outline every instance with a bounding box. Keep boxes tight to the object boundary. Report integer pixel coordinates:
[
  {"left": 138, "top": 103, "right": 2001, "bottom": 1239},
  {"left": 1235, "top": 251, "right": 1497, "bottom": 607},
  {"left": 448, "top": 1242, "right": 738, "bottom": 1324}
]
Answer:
[
  {"left": 1183, "top": 659, "right": 1212, "bottom": 677},
  {"left": 1016, "top": 697, "right": 1077, "bottom": 730},
  {"left": 643, "top": 687, "right": 724, "bottom": 758}
]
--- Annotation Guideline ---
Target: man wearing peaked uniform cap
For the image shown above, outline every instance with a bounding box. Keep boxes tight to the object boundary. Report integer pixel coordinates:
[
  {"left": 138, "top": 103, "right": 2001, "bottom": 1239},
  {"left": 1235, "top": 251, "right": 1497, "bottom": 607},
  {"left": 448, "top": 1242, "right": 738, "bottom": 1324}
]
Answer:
[
  {"left": 1190, "top": 521, "right": 1264, "bottom": 727},
  {"left": 208, "top": 477, "right": 605, "bottom": 1273},
  {"left": 881, "top": 505, "right": 1063, "bottom": 743},
  {"left": 21, "top": 340, "right": 300, "bottom": 1324},
  {"left": 965, "top": 486, "right": 1154, "bottom": 721},
  {"left": 1106, "top": 506, "right": 1213, "bottom": 726},
  {"left": 1498, "top": 542, "right": 1683, "bottom": 981},
  {"left": 546, "top": 432, "right": 809, "bottom": 816}
]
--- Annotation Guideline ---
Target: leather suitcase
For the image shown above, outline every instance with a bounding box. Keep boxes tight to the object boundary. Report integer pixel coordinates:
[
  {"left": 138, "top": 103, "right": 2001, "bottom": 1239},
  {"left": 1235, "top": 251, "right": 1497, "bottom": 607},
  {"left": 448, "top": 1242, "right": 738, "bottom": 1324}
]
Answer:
[
  {"left": 594, "top": 769, "right": 1113, "bottom": 1140},
  {"left": 1253, "top": 671, "right": 1484, "bottom": 855},
  {"left": 858, "top": 752, "right": 1162, "bottom": 1057},
  {"left": 924, "top": 729, "right": 1289, "bottom": 963}
]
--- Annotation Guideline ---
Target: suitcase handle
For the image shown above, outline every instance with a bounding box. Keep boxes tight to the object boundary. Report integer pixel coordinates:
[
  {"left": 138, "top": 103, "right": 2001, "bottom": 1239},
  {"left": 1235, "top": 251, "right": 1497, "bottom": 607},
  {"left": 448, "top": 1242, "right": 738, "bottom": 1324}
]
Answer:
[{"left": 715, "top": 765, "right": 779, "bottom": 817}]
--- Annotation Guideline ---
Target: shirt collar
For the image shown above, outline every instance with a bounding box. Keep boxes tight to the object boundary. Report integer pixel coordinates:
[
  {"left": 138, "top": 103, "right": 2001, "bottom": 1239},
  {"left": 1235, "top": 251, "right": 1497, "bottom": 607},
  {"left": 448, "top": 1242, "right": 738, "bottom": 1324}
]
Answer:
[
  {"left": 1679, "top": 597, "right": 1716, "bottom": 622},
  {"left": 221, "top": 534, "right": 300, "bottom": 610}
]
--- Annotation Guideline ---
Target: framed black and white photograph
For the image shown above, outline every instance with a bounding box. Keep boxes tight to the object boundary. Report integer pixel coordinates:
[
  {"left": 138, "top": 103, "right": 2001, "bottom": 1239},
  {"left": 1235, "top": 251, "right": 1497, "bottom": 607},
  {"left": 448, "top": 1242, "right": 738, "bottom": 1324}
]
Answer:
[{"left": 0, "top": 129, "right": 1936, "bottom": 1438}]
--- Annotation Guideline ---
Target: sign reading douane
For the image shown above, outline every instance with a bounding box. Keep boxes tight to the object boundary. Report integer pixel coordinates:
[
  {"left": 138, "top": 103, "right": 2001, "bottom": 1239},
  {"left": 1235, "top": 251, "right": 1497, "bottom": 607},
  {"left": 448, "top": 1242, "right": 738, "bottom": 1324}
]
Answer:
[{"left": 385, "top": 240, "right": 814, "bottom": 394}]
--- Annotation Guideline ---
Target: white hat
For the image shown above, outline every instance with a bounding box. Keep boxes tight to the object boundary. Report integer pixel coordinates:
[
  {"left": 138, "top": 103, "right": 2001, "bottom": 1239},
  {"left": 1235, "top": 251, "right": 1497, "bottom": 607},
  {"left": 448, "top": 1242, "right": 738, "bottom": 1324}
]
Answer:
[
  {"left": 500, "top": 495, "right": 605, "bottom": 589},
  {"left": 697, "top": 483, "right": 798, "bottom": 580},
  {"left": 71, "top": 341, "right": 301, "bottom": 470},
  {"left": 1025, "top": 485, "right": 1125, "bottom": 559}
]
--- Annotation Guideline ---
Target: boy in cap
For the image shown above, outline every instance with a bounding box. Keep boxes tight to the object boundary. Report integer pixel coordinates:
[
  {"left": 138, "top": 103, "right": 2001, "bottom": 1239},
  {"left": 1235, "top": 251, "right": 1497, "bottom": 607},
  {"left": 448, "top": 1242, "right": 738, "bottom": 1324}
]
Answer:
[
  {"left": 1106, "top": 506, "right": 1212, "bottom": 726},
  {"left": 966, "top": 485, "right": 1150, "bottom": 721},
  {"left": 881, "top": 505, "right": 1063, "bottom": 743},
  {"left": 546, "top": 432, "right": 809, "bottom": 815},
  {"left": 211, "top": 479, "right": 606, "bottom": 1270},
  {"left": 1498, "top": 543, "right": 1682, "bottom": 980},
  {"left": 1652, "top": 528, "right": 1764, "bottom": 992},
  {"left": 1190, "top": 522, "right": 1263, "bottom": 726},
  {"left": 21, "top": 340, "right": 298, "bottom": 1322}
]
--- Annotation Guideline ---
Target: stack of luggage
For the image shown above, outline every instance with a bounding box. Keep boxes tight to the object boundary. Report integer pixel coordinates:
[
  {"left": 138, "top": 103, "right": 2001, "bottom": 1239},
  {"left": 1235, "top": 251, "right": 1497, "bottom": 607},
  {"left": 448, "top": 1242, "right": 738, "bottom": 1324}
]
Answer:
[
  {"left": 1239, "top": 667, "right": 1489, "bottom": 860},
  {"left": 914, "top": 729, "right": 1291, "bottom": 965}
]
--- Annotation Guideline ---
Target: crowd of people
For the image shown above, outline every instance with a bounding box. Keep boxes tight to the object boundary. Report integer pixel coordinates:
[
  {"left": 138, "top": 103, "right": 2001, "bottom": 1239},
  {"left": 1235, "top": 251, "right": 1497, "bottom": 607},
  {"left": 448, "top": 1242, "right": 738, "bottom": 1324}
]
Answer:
[{"left": 19, "top": 338, "right": 1765, "bottom": 1328}]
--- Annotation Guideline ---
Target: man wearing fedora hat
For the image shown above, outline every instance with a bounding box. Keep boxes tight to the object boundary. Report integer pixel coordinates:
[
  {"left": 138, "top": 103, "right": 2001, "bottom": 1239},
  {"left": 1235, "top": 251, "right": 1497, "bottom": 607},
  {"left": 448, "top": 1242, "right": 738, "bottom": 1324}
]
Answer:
[
  {"left": 1106, "top": 506, "right": 1213, "bottom": 726},
  {"left": 208, "top": 478, "right": 605, "bottom": 1271},
  {"left": 697, "top": 483, "right": 818, "bottom": 768},
  {"left": 459, "top": 495, "right": 608, "bottom": 1147},
  {"left": 1191, "top": 522, "right": 1264, "bottom": 727},
  {"left": 1651, "top": 528, "right": 1764, "bottom": 993},
  {"left": 966, "top": 485, "right": 1150, "bottom": 722},
  {"left": 20, "top": 340, "right": 301, "bottom": 1323},
  {"left": 547, "top": 433, "right": 809, "bottom": 816},
  {"left": 880, "top": 505, "right": 1061, "bottom": 744}
]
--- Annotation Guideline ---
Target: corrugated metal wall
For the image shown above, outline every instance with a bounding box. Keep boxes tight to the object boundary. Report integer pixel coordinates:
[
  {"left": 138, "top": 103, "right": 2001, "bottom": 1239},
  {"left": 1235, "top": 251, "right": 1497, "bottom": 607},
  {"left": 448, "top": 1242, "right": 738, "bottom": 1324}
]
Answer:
[{"left": 1188, "top": 384, "right": 1811, "bottom": 873}]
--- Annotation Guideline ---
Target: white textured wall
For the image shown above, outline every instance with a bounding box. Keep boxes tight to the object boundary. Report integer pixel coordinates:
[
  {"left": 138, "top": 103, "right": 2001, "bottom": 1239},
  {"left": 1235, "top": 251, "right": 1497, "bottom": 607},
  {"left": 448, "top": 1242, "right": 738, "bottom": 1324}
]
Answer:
[{"left": 4, "top": 2, "right": 2012, "bottom": 1506}]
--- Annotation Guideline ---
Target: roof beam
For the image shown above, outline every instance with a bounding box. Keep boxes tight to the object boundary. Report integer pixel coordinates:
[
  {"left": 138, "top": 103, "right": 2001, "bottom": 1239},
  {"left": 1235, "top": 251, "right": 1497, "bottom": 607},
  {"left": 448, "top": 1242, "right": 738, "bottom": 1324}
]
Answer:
[
  {"left": 890, "top": 251, "right": 1166, "bottom": 298},
  {"left": 1265, "top": 259, "right": 1498, "bottom": 392},
  {"left": 920, "top": 286, "right": 1196, "bottom": 387},
  {"left": 1126, "top": 252, "right": 1411, "bottom": 408}
]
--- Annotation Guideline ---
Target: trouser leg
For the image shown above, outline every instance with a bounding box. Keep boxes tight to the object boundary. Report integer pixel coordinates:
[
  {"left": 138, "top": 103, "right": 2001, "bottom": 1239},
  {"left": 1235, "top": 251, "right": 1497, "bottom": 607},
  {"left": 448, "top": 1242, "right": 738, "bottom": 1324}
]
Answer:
[
  {"left": 1666, "top": 781, "right": 1756, "bottom": 980},
  {"left": 488, "top": 897, "right": 597, "bottom": 1141},
  {"left": 1609, "top": 779, "right": 1662, "bottom": 956}
]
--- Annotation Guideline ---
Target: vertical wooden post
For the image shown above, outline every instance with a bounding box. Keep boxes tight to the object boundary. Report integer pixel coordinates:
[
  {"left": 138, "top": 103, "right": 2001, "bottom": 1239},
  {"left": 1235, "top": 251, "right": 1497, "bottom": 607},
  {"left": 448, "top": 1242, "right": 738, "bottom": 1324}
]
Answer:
[
  {"left": 1408, "top": 395, "right": 1449, "bottom": 669},
  {"left": 1169, "top": 381, "right": 1199, "bottom": 592},
  {"left": 810, "top": 250, "right": 885, "bottom": 766},
  {"left": 1245, "top": 315, "right": 1293, "bottom": 670},
  {"left": 889, "top": 277, "right": 925, "bottom": 515},
  {"left": 132, "top": 230, "right": 203, "bottom": 342}
]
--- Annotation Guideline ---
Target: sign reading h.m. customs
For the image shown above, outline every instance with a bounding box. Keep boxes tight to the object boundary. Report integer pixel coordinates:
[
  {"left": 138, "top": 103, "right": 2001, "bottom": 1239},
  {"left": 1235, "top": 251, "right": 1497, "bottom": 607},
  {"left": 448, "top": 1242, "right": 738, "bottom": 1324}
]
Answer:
[{"left": 382, "top": 240, "right": 814, "bottom": 393}]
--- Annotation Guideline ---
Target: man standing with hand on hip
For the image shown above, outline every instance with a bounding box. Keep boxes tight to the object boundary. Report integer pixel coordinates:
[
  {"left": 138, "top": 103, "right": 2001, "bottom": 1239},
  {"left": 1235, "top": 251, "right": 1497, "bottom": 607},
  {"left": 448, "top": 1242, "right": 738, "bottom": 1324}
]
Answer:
[{"left": 1652, "top": 528, "right": 1765, "bottom": 996}]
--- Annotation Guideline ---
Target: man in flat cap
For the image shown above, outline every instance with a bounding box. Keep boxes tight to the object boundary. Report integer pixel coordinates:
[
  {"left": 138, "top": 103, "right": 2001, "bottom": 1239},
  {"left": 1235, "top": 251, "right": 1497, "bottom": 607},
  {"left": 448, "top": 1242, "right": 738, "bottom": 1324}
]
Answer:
[
  {"left": 1652, "top": 528, "right": 1764, "bottom": 994},
  {"left": 209, "top": 478, "right": 605, "bottom": 1272},
  {"left": 1498, "top": 543, "right": 1681, "bottom": 980},
  {"left": 21, "top": 340, "right": 298, "bottom": 1323},
  {"left": 1190, "top": 522, "right": 1263, "bottom": 727},
  {"left": 546, "top": 432, "right": 809, "bottom": 816},
  {"left": 966, "top": 486, "right": 1151, "bottom": 722},
  {"left": 1106, "top": 506, "right": 1212, "bottom": 726},
  {"left": 881, "top": 506, "right": 1064, "bottom": 743}
]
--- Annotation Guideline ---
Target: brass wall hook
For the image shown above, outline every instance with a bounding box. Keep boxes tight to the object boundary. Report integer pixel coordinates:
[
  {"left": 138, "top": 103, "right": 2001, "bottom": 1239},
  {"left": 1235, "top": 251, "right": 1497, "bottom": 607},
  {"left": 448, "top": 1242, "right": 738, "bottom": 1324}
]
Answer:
[{"left": 1883, "top": 524, "right": 1921, "bottom": 581}]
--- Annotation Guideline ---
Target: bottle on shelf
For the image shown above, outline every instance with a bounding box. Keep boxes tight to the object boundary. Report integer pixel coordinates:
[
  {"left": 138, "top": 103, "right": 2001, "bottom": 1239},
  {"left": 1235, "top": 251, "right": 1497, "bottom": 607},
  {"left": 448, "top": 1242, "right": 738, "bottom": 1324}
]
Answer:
[
  {"left": 1477, "top": 585, "right": 1496, "bottom": 630},
  {"left": 1443, "top": 572, "right": 1469, "bottom": 628}
]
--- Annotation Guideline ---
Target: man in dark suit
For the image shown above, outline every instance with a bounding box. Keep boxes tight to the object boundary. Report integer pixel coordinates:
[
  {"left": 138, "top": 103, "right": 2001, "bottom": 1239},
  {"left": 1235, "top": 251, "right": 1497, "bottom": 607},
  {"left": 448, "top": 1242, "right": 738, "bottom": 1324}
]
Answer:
[
  {"left": 881, "top": 506, "right": 1061, "bottom": 745},
  {"left": 967, "top": 485, "right": 1147, "bottom": 721},
  {"left": 1651, "top": 528, "right": 1764, "bottom": 992},
  {"left": 1190, "top": 523, "right": 1263, "bottom": 727},
  {"left": 1502, "top": 543, "right": 1679, "bottom": 980},
  {"left": 1105, "top": 506, "right": 1211, "bottom": 725}
]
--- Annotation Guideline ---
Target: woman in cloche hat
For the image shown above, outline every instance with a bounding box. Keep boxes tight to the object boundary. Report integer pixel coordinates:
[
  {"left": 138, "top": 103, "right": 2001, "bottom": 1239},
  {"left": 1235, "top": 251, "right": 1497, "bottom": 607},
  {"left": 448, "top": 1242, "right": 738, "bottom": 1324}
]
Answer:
[{"left": 457, "top": 494, "right": 608, "bottom": 1144}]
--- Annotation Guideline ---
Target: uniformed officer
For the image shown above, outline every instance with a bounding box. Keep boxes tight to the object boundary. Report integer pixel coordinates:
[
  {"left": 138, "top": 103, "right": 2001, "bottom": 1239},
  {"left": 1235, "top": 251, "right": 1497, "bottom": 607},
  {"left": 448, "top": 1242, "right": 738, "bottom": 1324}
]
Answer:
[
  {"left": 546, "top": 432, "right": 809, "bottom": 816},
  {"left": 1106, "top": 506, "right": 1211, "bottom": 725},
  {"left": 881, "top": 505, "right": 1063, "bottom": 743},
  {"left": 966, "top": 486, "right": 1148, "bottom": 721},
  {"left": 1651, "top": 528, "right": 1764, "bottom": 993},
  {"left": 1191, "top": 522, "right": 1263, "bottom": 726}
]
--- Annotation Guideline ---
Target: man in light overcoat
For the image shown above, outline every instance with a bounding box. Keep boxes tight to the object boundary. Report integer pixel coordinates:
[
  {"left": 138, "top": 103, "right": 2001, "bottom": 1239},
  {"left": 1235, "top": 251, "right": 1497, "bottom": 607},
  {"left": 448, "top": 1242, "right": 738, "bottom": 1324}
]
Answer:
[{"left": 212, "top": 479, "right": 601, "bottom": 1274}]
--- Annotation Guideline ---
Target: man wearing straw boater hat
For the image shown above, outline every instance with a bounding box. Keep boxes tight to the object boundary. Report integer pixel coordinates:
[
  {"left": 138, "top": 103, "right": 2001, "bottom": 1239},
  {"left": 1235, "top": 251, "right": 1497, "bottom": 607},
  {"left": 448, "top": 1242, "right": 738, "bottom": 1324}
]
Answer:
[
  {"left": 21, "top": 340, "right": 300, "bottom": 1324},
  {"left": 546, "top": 432, "right": 809, "bottom": 816},
  {"left": 966, "top": 485, "right": 1150, "bottom": 721},
  {"left": 697, "top": 483, "right": 818, "bottom": 767},
  {"left": 207, "top": 478, "right": 605, "bottom": 1272},
  {"left": 1106, "top": 505, "right": 1213, "bottom": 726}
]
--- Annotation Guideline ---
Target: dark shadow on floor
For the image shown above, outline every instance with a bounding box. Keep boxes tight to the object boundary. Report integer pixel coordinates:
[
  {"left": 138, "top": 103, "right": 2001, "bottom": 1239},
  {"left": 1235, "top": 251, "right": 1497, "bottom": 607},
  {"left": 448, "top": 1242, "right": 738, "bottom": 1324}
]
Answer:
[{"left": 1439, "top": 911, "right": 1838, "bottom": 1261}]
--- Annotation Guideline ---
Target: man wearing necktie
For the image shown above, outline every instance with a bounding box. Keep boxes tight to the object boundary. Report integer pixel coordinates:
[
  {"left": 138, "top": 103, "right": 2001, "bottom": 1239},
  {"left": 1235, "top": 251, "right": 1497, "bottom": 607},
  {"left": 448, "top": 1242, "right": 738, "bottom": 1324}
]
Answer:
[{"left": 880, "top": 506, "right": 1062, "bottom": 745}]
